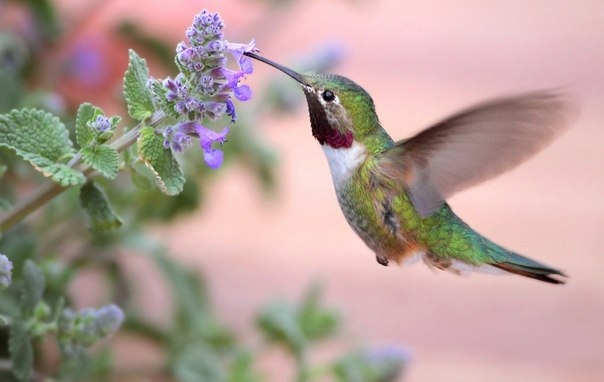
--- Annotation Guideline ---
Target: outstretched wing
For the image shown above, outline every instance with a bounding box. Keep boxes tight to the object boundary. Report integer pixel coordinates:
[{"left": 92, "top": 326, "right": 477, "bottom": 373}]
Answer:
[{"left": 377, "top": 90, "right": 577, "bottom": 217}]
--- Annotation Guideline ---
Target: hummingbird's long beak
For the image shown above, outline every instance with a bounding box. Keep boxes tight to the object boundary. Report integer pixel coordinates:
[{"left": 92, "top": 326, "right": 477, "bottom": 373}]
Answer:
[{"left": 244, "top": 51, "right": 307, "bottom": 86}]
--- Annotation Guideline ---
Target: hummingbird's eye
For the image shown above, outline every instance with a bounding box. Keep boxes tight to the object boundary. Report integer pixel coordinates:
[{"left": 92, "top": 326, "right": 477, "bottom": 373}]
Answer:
[{"left": 321, "top": 90, "right": 336, "bottom": 102}]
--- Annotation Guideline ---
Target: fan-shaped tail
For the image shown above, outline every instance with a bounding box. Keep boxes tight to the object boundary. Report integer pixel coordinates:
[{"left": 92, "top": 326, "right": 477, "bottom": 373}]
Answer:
[{"left": 487, "top": 244, "right": 566, "bottom": 284}]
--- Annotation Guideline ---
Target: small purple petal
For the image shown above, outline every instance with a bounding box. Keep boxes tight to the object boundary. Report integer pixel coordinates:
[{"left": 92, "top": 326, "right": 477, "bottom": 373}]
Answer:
[
  {"left": 203, "top": 148, "right": 224, "bottom": 169},
  {"left": 234, "top": 85, "right": 251, "bottom": 101},
  {"left": 225, "top": 99, "right": 237, "bottom": 123},
  {"left": 196, "top": 125, "right": 229, "bottom": 150},
  {"left": 224, "top": 39, "right": 255, "bottom": 63},
  {"left": 218, "top": 67, "right": 243, "bottom": 88},
  {"left": 239, "top": 55, "right": 253, "bottom": 75},
  {"left": 203, "top": 101, "right": 227, "bottom": 119}
]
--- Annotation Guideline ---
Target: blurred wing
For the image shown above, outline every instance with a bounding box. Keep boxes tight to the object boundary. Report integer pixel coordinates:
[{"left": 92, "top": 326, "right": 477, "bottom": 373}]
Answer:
[{"left": 378, "top": 90, "right": 577, "bottom": 217}]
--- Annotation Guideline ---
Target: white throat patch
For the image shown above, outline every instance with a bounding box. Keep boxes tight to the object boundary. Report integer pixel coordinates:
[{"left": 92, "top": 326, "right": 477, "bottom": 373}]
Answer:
[{"left": 321, "top": 141, "right": 367, "bottom": 190}]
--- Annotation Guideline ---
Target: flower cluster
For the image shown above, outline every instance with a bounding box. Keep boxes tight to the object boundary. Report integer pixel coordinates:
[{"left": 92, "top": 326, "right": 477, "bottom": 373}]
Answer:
[
  {"left": 154, "top": 10, "right": 255, "bottom": 169},
  {"left": 58, "top": 304, "right": 125, "bottom": 354},
  {"left": 90, "top": 115, "right": 112, "bottom": 133},
  {"left": 0, "top": 253, "right": 13, "bottom": 289}
]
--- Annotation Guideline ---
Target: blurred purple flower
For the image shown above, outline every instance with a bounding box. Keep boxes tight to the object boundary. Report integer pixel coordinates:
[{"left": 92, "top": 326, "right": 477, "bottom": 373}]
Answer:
[
  {"left": 94, "top": 304, "right": 125, "bottom": 337},
  {"left": 363, "top": 344, "right": 411, "bottom": 381},
  {"left": 66, "top": 40, "right": 108, "bottom": 86},
  {"left": 0, "top": 253, "right": 12, "bottom": 289},
  {"left": 59, "top": 303, "right": 125, "bottom": 353}
]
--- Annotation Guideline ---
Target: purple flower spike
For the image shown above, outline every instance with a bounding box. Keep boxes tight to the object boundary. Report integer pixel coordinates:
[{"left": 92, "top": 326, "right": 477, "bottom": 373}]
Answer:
[{"left": 151, "top": 9, "right": 255, "bottom": 168}]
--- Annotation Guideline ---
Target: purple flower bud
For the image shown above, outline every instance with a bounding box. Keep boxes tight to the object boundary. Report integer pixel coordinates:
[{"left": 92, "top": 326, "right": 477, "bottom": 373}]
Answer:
[
  {"left": 0, "top": 253, "right": 13, "bottom": 289},
  {"left": 203, "top": 101, "right": 227, "bottom": 120},
  {"left": 199, "top": 75, "right": 216, "bottom": 95},
  {"left": 163, "top": 125, "right": 192, "bottom": 152},
  {"left": 58, "top": 303, "right": 125, "bottom": 352},
  {"left": 176, "top": 46, "right": 196, "bottom": 66},
  {"left": 206, "top": 40, "right": 225, "bottom": 54},
  {"left": 90, "top": 115, "right": 112, "bottom": 133},
  {"left": 94, "top": 304, "right": 125, "bottom": 337},
  {"left": 163, "top": 77, "right": 186, "bottom": 101}
]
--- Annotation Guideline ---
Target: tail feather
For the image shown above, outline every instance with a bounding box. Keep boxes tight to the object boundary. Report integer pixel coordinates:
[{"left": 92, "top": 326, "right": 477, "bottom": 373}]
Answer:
[{"left": 488, "top": 247, "right": 567, "bottom": 285}]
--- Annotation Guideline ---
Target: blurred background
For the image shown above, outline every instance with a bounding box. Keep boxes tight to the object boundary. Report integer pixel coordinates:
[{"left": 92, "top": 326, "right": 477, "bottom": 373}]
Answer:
[{"left": 1, "top": 0, "right": 603, "bottom": 381}]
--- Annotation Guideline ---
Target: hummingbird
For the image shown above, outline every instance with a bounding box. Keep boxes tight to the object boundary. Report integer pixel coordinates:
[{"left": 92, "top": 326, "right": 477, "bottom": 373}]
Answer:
[{"left": 245, "top": 51, "right": 575, "bottom": 284}]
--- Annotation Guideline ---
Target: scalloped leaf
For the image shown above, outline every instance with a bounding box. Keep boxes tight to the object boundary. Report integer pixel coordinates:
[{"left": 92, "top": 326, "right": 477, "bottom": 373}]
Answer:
[
  {"left": 173, "top": 343, "right": 226, "bottom": 382},
  {"left": 138, "top": 126, "right": 184, "bottom": 195},
  {"left": 9, "top": 320, "right": 33, "bottom": 381},
  {"left": 21, "top": 260, "right": 45, "bottom": 315},
  {"left": 75, "top": 103, "right": 103, "bottom": 148},
  {"left": 80, "top": 145, "right": 119, "bottom": 179},
  {"left": 76, "top": 103, "right": 120, "bottom": 147},
  {"left": 124, "top": 49, "right": 155, "bottom": 121},
  {"left": 0, "top": 109, "right": 86, "bottom": 186},
  {"left": 79, "top": 182, "right": 122, "bottom": 232}
]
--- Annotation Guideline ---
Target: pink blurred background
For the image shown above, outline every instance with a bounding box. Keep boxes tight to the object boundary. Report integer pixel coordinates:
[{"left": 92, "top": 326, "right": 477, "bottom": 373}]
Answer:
[{"left": 58, "top": 0, "right": 604, "bottom": 380}]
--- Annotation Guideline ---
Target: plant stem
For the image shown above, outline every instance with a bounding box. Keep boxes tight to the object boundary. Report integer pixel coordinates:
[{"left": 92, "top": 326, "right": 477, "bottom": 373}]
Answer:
[
  {"left": 0, "top": 112, "right": 167, "bottom": 233},
  {"left": 295, "top": 352, "right": 309, "bottom": 382}
]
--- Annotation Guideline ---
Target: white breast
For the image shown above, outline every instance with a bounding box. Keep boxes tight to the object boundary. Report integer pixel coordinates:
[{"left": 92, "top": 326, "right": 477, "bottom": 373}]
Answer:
[{"left": 321, "top": 141, "right": 367, "bottom": 190}]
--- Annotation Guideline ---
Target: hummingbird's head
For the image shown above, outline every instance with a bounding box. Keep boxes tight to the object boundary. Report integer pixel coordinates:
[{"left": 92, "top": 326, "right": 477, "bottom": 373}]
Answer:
[{"left": 245, "top": 52, "right": 379, "bottom": 148}]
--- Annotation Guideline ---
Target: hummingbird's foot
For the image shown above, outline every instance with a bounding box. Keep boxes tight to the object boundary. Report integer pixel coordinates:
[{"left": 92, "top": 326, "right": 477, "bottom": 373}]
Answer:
[{"left": 376, "top": 255, "right": 389, "bottom": 266}]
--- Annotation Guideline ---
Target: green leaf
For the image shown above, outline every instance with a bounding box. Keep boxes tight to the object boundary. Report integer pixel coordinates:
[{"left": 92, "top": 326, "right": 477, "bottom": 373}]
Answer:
[
  {"left": 75, "top": 103, "right": 103, "bottom": 147},
  {"left": 0, "top": 109, "right": 86, "bottom": 186},
  {"left": 79, "top": 182, "right": 122, "bottom": 232},
  {"left": 152, "top": 251, "right": 210, "bottom": 329},
  {"left": 332, "top": 347, "right": 409, "bottom": 382},
  {"left": 172, "top": 342, "right": 226, "bottom": 382},
  {"left": 124, "top": 49, "right": 154, "bottom": 121},
  {"left": 24, "top": 0, "right": 60, "bottom": 40},
  {"left": 138, "top": 126, "right": 184, "bottom": 195},
  {"left": 0, "top": 163, "right": 8, "bottom": 207},
  {"left": 9, "top": 320, "right": 33, "bottom": 381},
  {"left": 228, "top": 352, "right": 263, "bottom": 382},
  {"left": 20, "top": 260, "right": 45, "bottom": 315},
  {"left": 257, "top": 300, "right": 306, "bottom": 356},
  {"left": 0, "top": 198, "right": 10, "bottom": 211},
  {"left": 76, "top": 103, "right": 120, "bottom": 147},
  {"left": 0, "top": 67, "right": 25, "bottom": 113},
  {"left": 298, "top": 282, "right": 339, "bottom": 341},
  {"left": 80, "top": 145, "right": 119, "bottom": 179}
]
